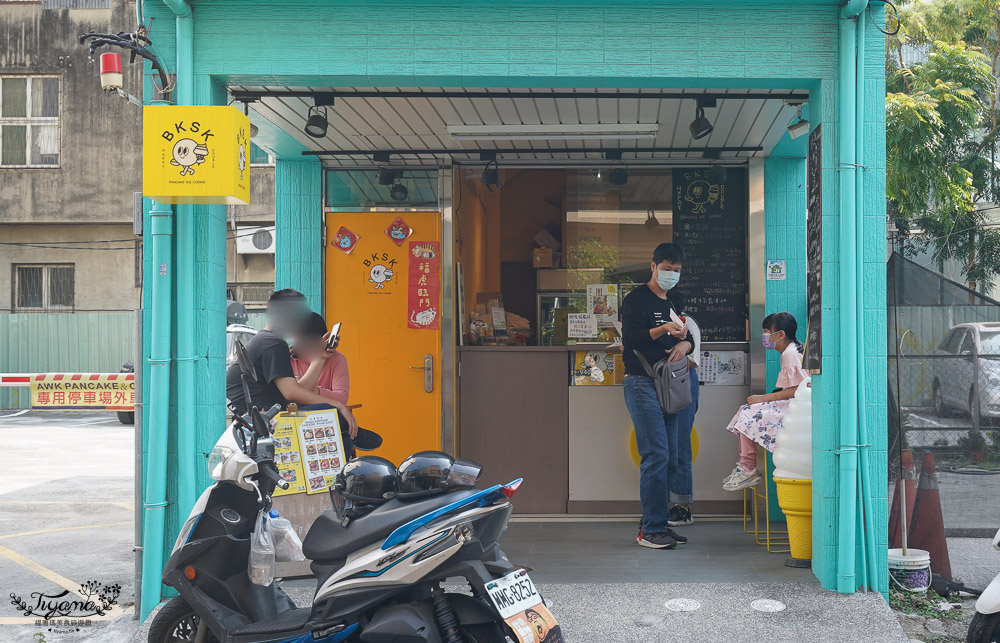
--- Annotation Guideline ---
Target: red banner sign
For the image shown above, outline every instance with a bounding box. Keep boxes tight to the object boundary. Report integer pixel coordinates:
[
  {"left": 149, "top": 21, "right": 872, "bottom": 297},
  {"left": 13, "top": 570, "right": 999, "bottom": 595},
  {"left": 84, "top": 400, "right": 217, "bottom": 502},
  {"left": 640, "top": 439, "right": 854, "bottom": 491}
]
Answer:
[{"left": 407, "top": 241, "right": 440, "bottom": 330}]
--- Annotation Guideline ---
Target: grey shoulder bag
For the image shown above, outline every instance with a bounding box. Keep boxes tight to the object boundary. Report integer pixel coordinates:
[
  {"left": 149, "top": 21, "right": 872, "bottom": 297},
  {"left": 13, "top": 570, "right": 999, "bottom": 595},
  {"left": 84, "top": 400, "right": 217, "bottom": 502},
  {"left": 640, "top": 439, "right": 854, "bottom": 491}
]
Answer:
[{"left": 633, "top": 350, "right": 692, "bottom": 415}]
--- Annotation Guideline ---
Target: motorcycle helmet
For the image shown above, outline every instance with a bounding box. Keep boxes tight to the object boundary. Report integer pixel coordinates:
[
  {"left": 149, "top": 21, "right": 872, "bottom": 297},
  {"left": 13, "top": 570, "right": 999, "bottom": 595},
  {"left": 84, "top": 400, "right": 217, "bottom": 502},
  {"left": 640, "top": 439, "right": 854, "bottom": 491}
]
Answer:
[
  {"left": 395, "top": 451, "right": 482, "bottom": 500},
  {"left": 330, "top": 456, "right": 397, "bottom": 520}
]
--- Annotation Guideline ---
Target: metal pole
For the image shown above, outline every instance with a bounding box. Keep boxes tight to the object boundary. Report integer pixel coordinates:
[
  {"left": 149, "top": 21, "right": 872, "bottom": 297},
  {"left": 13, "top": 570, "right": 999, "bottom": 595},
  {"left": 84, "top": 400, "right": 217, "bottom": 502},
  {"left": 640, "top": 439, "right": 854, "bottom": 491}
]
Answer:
[{"left": 133, "top": 307, "right": 143, "bottom": 619}]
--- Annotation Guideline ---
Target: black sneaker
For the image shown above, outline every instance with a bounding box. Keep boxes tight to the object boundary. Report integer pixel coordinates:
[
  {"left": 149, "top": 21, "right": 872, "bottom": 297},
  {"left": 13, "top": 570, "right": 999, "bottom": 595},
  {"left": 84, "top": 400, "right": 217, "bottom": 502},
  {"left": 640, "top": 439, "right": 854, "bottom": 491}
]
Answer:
[
  {"left": 668, "top": 505, "right": 695, "bottom": 527},
  {"left": 637, "top": 531, "right": 677, "bottom": 549},
  {"left": 665, "top": 528, "right": 688, "bottom": 545}
]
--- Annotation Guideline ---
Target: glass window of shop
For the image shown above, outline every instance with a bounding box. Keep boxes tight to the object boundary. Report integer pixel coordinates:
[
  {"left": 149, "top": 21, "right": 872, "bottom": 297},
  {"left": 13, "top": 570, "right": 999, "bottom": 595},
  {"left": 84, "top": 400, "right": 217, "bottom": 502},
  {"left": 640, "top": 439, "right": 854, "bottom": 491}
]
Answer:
[
  {"left": 326, "top": 169, "right": 439, "bottom": 209},
  {"left": 456, "top": 167, "right": 748, "bottom": 347}
]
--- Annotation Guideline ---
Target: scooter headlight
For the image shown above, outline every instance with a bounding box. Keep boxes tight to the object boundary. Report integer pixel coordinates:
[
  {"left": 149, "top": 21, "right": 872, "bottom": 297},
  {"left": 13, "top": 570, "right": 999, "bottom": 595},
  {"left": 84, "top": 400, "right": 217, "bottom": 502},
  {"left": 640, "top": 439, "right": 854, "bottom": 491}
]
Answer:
[{"left": 208, "top": 446, "right": 235, "bottom": 480}]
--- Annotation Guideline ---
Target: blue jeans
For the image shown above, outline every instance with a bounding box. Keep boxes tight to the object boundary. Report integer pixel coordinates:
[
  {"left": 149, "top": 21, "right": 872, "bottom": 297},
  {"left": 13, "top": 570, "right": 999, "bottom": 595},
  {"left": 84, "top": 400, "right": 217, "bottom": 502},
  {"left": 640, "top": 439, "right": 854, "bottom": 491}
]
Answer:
[
  {"left": 669, "top": 367, "right": 700, "bottom": 505},
  {"left": 624, "top": 375, "right": 680, "bottom": 534}
]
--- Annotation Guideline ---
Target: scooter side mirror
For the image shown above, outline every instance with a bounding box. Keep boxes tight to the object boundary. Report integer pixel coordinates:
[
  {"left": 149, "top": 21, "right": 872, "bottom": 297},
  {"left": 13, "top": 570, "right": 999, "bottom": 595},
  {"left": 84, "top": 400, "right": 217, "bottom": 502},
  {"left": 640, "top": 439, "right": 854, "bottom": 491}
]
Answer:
[
  {"left": 250, "top": 406, "right": 270, "bottom": 439},
  {"left": 235, "top": 339, "right": 257, "bottom": 383}
]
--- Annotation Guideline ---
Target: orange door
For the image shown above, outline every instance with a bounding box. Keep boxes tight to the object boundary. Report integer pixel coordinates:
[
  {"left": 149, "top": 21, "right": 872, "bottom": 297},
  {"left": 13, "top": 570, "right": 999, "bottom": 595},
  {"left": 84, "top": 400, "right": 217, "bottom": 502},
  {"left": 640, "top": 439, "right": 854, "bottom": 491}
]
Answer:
[{"left": 325, "top": 212, "right": 443, "bottom": 467}]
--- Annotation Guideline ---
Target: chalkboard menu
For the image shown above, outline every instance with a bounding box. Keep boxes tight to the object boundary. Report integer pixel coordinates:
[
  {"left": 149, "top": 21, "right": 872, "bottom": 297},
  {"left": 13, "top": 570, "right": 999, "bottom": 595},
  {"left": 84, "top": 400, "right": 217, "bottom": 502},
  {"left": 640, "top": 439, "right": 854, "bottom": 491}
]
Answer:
[
  {"left": 803, "top": 126, "right": 822, "bottom": 372},
  {"left": 672, "top": 167, "right": 748, "bottom": 342}
]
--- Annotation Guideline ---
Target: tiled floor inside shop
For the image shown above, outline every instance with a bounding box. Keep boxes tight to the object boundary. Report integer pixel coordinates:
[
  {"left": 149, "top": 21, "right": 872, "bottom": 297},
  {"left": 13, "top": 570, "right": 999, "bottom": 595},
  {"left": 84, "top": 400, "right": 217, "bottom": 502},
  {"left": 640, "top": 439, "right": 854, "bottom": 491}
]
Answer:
[{"left": 500, "top": 519, "right": 817, "bottom": 584}]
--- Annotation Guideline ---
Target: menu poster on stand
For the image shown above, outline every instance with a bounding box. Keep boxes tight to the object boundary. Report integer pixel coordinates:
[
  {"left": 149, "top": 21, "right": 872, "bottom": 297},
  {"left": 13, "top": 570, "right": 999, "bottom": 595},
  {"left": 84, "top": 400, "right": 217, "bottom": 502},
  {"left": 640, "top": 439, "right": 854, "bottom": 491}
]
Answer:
[
  {"left": 803, "top": 125, "right": 823, "bottom": 373},
  {"left": 270, "top": 410, "right": 347, "bottom": 497},
  {"left": 586, "top": 284, "right": 619, "bottom": 328},
  {"left": 272, "top": 415, "right": 307, "bottom": 497},
  {"left": 298, "top": 411, "right": 347, "bottom": 494},
  {"left": 672, "top": 168, "right": 748, "bottom": 342}
]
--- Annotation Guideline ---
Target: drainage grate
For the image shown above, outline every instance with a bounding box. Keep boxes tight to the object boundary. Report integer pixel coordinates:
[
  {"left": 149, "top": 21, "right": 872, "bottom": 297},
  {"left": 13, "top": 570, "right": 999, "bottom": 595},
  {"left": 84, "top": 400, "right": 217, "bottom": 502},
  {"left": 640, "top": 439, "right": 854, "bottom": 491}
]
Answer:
[
  {"left": 750, "top": 599, "right": 787, "bottom": 613},
  {"left": 664, "top": 598, "right": 701, "bottom": 612}
]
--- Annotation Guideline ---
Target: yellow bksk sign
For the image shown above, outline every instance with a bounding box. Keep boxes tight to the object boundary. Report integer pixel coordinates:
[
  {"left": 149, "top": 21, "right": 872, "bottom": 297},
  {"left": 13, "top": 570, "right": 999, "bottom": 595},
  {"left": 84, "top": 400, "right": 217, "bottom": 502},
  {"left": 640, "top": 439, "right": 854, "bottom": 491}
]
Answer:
[{"left": 143, "top": 105, "right": 251, "bottom": 205}]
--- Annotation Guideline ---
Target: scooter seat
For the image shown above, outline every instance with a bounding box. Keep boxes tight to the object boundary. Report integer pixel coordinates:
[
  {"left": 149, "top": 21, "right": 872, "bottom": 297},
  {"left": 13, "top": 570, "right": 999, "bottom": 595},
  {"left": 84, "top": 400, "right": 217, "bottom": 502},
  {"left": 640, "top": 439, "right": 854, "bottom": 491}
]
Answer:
[{"left": 302, "top": 489, "right": 478, "bottom": 562}]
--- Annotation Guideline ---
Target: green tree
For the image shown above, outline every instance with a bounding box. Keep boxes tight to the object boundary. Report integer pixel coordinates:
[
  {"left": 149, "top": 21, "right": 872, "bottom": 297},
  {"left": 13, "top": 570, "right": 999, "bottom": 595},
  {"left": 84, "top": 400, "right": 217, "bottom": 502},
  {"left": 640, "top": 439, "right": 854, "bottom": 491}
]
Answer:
[{"left": 887, "top": 17, "right": 1000, "bottom": 291}]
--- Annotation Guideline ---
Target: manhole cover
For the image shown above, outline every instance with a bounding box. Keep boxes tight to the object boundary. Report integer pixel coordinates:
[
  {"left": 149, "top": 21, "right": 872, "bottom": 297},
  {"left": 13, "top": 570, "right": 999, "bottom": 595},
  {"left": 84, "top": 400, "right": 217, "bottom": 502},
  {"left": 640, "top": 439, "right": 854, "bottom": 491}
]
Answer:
[
  {"left": 664, "top": 598, "right": 701, "bottom": 612},
  {"left": 750, "top": 599, "right": 787, "bottom": 613}
]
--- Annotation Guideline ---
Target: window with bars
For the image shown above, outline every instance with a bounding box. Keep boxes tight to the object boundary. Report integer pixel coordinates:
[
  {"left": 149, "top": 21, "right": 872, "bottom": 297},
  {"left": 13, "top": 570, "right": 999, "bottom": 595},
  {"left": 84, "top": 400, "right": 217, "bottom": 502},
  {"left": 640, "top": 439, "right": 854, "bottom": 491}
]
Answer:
[
  {"left": 1, "top": 76, "right": 60, "bottom": 168},
  {"left": 14, "top": 264, "right": 74, "bottom": 311}
]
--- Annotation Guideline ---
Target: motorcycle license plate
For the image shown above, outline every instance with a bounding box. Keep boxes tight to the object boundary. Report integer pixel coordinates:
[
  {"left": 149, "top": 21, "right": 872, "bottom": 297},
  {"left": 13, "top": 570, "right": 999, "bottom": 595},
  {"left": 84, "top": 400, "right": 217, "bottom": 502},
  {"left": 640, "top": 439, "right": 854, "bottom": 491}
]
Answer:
[
  {"left": 487, "top": 571, "right": 563, "bottom": 643},
  {"left": 486, "top": 570, "right": 542, "bottom": 619}
]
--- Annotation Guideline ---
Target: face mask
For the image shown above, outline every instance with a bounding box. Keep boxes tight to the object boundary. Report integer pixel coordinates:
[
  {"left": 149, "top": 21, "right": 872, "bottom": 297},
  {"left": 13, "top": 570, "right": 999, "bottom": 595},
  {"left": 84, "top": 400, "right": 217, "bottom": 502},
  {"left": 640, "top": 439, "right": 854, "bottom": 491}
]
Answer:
[
  {"left": 761, "top": 332, "right": 777, "bottom": 350},
  {"left": 656, "top": 269, "right": 680, "bottom": 291}
]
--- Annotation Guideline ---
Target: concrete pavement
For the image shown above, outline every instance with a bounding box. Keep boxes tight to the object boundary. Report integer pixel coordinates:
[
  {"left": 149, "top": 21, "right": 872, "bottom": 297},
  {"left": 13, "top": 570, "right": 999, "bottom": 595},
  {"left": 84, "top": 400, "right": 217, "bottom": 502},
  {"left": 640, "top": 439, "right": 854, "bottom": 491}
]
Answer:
[
  {"left": 0, "top": 410, "right": 135, "bottom": 643},
  {"left": 2, "top": 409, "right": 989, "bottom": 642}
]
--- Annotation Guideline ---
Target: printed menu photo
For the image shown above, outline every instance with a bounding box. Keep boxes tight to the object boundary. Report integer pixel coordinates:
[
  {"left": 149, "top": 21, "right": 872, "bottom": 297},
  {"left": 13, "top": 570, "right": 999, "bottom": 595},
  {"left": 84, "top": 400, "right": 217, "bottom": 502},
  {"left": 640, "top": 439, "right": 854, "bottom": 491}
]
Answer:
[{"left": 297, "top": 411, "right": 347, "bottom": 494}]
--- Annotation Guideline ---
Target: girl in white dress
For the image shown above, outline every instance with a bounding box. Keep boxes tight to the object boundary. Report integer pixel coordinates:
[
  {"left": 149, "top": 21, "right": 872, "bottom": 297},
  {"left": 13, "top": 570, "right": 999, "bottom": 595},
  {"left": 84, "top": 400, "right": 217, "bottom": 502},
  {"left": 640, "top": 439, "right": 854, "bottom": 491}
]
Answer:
[{"left": 723, "top": 312, "right": 810, "bottom": 491}]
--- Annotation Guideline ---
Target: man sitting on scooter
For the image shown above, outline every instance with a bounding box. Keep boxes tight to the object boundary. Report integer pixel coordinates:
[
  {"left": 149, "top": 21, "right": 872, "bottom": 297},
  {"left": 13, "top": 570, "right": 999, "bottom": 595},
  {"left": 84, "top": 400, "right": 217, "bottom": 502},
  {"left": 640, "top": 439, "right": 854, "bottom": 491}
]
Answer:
[{"left": 225, "top": 289, "right": 360, "bottom": 451}]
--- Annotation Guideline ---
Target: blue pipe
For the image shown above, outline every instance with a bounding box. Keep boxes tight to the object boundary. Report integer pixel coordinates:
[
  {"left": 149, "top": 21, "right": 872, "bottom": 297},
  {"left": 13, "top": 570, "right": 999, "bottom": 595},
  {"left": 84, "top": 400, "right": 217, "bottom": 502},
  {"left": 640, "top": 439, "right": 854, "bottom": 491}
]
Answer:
[
  {"left": 140, "top": 194, "right": 173, "bottom": 620},
  {"left": 172, "top": 7, "right": 197, "bottom": 520},
  {"left": 837, "top": 0, "right": 864, "bottom": 594},
  {"left": 853, "top": 5, "right": 882, "bottom": 596}
]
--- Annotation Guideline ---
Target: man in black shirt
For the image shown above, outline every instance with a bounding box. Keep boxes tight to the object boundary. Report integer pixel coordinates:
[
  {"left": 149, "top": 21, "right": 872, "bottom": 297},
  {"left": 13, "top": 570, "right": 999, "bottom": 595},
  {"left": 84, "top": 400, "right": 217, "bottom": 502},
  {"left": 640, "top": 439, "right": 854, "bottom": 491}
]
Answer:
[
  {"left": 226, "top": 289, "right": 358, "bottom": 440},
  {"left": 621, "top": 243, "right": 693, "bottom": 549}
]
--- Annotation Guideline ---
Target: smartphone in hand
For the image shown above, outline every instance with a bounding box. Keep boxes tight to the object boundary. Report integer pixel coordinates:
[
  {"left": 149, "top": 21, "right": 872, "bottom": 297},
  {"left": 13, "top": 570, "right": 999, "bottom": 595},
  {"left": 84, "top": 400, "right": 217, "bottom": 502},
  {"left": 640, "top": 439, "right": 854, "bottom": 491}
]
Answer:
[{"left": 327, "top": 322, "right": 342, "bottom": 350}]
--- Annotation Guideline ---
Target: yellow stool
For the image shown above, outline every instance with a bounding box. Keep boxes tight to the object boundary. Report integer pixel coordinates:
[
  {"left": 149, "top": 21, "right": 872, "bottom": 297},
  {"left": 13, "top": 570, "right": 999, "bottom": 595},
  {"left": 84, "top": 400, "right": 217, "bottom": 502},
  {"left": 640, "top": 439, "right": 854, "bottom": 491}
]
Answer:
[{"left": 741, "top": 447, "right": 790, "bottom": 554}]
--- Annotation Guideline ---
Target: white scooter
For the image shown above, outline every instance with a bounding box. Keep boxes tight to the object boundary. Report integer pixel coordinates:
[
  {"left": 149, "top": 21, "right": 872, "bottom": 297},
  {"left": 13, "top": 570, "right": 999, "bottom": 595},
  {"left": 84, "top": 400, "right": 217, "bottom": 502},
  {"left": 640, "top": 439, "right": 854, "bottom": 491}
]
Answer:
[{"left": 967, "top": 528, "right": 1000, "bottom": 642}]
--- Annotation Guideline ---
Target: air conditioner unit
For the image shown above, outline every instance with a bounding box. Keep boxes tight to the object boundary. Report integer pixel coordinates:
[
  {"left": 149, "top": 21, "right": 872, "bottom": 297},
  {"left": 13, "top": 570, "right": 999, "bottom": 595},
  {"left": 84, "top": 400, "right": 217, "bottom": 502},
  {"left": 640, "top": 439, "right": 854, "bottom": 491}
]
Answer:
[{"left": 236, "top": 226, "right": 276, "bottom": 254}]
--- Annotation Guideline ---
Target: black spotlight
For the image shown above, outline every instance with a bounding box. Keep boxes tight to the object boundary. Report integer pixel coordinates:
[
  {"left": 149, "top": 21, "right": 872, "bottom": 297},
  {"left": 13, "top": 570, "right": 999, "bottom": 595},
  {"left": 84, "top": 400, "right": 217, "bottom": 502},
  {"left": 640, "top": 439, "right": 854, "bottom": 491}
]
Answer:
[
  {"left": 304, "top": 94, "right": 335, "bottom": 139},
  {"left": 689, "top": 104, "right": 714, "bottom": 140},
  {"left": 707, "top": 165, "right": 728, "bottom": 184},
  {"left": 305, "top": 106, "right": 328, "bottom": 138},
  {"left": 376, "top": 165, "right": 397, "bottom": 186},
  {"left": 390, "top": 182, "right": 409, "bottom": 201},
  {"left": 609, "top": 167, "right": 628, "bottom": 185},
  {"left": 481, "top": 160, "right": 500, "bottom": 191}
]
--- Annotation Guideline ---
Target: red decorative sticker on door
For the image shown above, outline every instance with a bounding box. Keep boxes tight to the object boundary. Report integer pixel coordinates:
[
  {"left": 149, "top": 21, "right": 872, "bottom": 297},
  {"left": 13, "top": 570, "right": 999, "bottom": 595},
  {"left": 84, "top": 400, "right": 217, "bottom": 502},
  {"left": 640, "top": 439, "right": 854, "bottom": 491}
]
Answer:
[
  {"left": 332, "top": 226, "right": 360, "bottom": 254},
  {"left": 384, "top": 216, "right": 413, "bottom": 246},
  {"left": 407, "top": 241, "right": 440, "bottom": 329}
]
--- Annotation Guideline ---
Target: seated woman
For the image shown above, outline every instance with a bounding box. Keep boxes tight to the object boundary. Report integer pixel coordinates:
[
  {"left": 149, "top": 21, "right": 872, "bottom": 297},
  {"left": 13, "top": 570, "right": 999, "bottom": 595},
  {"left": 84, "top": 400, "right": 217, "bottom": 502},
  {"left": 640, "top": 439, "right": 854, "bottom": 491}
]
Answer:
[
  {"left": 290, "top": 312, "right": 350, "bottom": 404},
  {"left": 722, "top": 312, "right": 809, "bottom": 492}
]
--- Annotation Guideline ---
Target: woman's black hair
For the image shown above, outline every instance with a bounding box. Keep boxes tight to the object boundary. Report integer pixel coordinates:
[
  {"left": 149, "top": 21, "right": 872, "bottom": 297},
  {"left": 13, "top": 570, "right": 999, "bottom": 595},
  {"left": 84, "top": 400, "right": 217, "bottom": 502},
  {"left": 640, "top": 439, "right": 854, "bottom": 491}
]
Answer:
[
  {"left": 300, "top": 312, "right": 328, "bottom": 338},
  {"left": 762, "top": 312, "right": 804, "bottom": 351}
]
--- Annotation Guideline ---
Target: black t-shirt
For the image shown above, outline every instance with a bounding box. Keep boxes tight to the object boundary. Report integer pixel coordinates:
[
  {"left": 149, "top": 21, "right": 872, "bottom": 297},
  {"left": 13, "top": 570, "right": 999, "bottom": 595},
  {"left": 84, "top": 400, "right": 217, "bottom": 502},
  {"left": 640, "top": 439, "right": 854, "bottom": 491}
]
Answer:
[
  {"left": 225, "top": 330, "right": 295, "bottom": 413},
  {"left": 621, "top": 284, "right": 691, "bottom": 375}
]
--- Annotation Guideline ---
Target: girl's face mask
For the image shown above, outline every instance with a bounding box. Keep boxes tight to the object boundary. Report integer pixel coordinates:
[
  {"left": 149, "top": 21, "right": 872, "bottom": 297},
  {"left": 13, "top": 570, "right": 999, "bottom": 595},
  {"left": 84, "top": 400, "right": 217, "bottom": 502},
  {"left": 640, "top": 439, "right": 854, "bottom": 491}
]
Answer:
[{"left": 761, "top": 331, "right": 782, "bottom": 350}]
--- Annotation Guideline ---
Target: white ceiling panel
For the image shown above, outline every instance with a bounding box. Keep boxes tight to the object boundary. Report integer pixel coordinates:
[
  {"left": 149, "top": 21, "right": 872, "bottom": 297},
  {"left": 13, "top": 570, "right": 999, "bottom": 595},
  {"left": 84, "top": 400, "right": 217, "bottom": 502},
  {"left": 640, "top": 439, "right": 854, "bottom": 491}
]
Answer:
[{"left": 232, "top": 86, "right": 808, "bottom": 167}]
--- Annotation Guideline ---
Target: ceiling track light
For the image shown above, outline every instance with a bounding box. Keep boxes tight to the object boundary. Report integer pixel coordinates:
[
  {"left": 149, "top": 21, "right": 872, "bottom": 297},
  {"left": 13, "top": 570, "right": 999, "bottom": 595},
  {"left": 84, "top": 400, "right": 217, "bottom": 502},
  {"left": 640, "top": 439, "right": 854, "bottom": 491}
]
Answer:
[
  {"left": 481, "top": 160, "right": 500, "bottom": 191},
  {"left": 376, "top": 163, "right": 398, "bottom": 186},
  {"left": 304, "top": 94, "right": 335, "bottom": 139},
  {"left": 787, "top": 104, "right": 810, "bottom": 139},
  {"left": 389, "top": 181, "right": 409, "bottom": 201},
  {"left": 242, "top": 101, "right": 259, "bottom": 139},
  {"left": 305, "top": 105, "right": 328, "bottom": 138},
  {"left": 688, "top": 98, "right": 716, "bottom": 141}
]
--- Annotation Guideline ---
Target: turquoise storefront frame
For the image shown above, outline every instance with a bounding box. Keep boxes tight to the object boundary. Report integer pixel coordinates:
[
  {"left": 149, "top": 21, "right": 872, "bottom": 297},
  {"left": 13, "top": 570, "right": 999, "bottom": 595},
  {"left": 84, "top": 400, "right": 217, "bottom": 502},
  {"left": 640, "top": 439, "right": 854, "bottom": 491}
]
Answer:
[{"left": 138, "top": 0, "right": 888, "bottom": 619}]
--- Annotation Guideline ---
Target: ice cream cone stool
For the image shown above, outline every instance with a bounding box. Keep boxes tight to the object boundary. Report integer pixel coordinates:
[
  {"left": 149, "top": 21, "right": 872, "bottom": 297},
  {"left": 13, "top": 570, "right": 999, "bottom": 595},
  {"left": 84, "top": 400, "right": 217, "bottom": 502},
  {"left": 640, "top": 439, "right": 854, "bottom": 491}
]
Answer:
[
  {"left": 742, "top": 447, "right": 790, "bottom": 554},
  {"left": 773, "top": 476, "right": 813, "bottom": 560}
]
